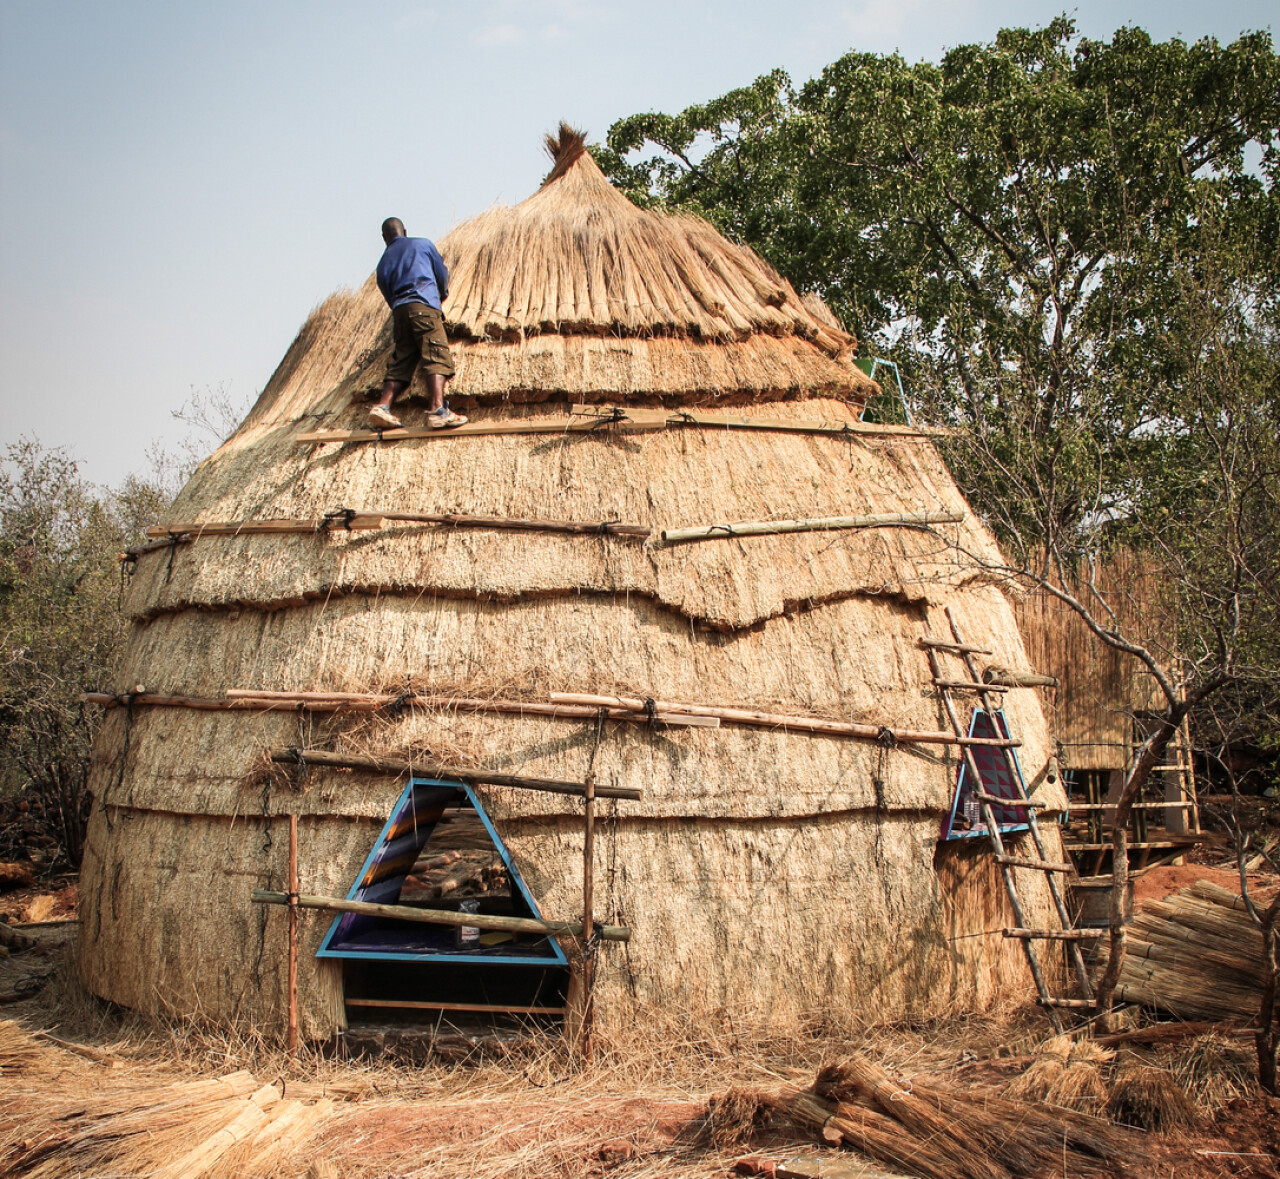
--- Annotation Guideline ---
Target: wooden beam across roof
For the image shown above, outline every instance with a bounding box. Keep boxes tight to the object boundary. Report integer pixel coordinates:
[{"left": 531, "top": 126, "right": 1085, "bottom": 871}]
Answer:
[{"left": 294, "top": 405, "right": 946, "bottom": 445}]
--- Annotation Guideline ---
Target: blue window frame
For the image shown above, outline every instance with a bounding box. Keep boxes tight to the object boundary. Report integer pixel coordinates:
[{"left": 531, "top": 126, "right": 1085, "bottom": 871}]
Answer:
[
  {"left": 317, "top": 777, "right": 568, "bottom": 967},
  {"left": 940, "top": 709, "right": 1033, "bottom": 841}
]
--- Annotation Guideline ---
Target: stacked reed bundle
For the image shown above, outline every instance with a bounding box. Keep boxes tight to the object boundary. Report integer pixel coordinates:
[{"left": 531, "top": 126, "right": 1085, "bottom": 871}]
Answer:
[
  {"left": 726, "top": 1054, "right": 1134, "bottom": 1179},
  {"left": 1103, "top": 880, "right": 1269, "bottom": 1022},
  {"left": 0, "top": 1021, "right": 332, "bottom": 1179},
  {"left": 1003, "top": 1033, "right": 1113, "bottom": 1114}
]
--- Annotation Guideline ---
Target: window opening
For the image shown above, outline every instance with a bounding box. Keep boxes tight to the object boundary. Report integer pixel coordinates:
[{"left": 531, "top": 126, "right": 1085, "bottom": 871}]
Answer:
[
  {"left": 940, "top": 708, "right": 1033, "bottom": 841},
  {"left": 318, "top": 777, "right": 567, "bottom": 967}
]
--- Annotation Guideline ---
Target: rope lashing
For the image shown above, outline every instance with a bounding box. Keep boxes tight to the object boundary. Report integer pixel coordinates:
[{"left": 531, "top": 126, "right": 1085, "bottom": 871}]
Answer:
[
  {"left": 319, "top": 508, "right": 358, "bottom": 532},
  {"left": 643, "top": 698, "right": 657, "bottom": 726},
  {"left": 587, "top": 406, "right": 629, "bottom": 431},
  {"left": 876, "top": 726, "right": 899, "bottom": 750}
]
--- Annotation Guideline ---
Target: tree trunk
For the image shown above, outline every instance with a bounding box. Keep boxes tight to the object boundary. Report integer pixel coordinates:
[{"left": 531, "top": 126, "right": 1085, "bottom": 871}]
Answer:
[
  {"left": 1257, "top": 893, "right": 1280, "bottom": 1094},
  {"left": 1094, "top": 716, "right": 1180, "bottom": 1031}
]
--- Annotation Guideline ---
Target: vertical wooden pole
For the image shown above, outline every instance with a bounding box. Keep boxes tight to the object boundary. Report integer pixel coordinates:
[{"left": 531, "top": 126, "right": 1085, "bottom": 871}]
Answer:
[
  {"left": 578, "top": 773, "right": 596, "bottom": 1062},
  {"left": 287, "top": 812, "right": 299, "bottom": 1057}
]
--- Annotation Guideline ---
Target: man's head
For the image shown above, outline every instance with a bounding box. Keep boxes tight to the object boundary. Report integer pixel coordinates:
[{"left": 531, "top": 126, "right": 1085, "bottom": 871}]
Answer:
[{"left": 381, "top": 217, "right": 407, "bottom": 245}]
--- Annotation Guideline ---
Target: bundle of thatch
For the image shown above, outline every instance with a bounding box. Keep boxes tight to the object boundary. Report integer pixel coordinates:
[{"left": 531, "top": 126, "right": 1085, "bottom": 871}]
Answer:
[
  {"left": 1103, "top": 880, "right": 1269, "bottom": 1022},
  {"left": 1003, "top": 1032, "right": 1112, "bottom": 1114},
  {"left": 728, "top": 1054, "right": 1134, "bottom": 1179},
  {"left": 0, "top": 1021, "right": 332, "bottom": 1179}
]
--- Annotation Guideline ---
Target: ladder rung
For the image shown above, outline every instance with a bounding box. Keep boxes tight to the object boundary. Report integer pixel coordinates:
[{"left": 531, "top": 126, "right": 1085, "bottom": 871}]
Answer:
[
  {"left": 1004, "top": 928, "right": 1106, "bottom": 941},
  {"left": 995, "top": 854, "right": 1074, "bottom": 873},
  {"left": 958, "top": 737, "right": 1022, "bottom": 748},
  {"left": 1037, "top": 998, "right": 1098, "bottom": 1009},
  {"left": 933, "top": 680, "right": 1007, "bottom": 693},
  {"left": 920, "top": 638, "right": 993, "bottom": 655},
  {"left": 974, "top": 792, "right": 1047, "bottom": 809}
]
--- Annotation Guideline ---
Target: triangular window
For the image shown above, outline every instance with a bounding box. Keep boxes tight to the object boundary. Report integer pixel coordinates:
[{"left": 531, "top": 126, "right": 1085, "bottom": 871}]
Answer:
[
  {"left": 318, "top": 778, "right": 567, "bottom": 967},
  {"left": 940, "top": 709, "right": 1033, "bottom": 841}
]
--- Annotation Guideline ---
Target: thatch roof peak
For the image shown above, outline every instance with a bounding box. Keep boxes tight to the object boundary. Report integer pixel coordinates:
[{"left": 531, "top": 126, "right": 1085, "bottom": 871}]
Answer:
[
  {"left": 541, "top": 121, "right": 590, "bottom": 186},
  {"left": 436, "top": 131, "right": 856, "bottom": 357}
]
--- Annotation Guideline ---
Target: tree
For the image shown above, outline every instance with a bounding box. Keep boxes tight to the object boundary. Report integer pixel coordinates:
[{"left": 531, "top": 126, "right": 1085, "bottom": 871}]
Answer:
[
  {"left": 599, "top": 22, "right": 1280, "bottom": 1043},
  {"left": 0, "top": 441, "right": 165, "bottom": 867}
]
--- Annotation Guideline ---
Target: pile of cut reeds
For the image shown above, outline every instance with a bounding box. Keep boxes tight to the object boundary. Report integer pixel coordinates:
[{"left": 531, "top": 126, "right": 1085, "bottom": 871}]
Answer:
[
  {"left": 737, "top": 1053, "right": 1134, "bottom": 1179},
  {"left": 0, "top": 1020, "right": 333, "bottom": 1179},
  {"left": 1103, "top": 880, "right": 1269, "bottom": 1023}
]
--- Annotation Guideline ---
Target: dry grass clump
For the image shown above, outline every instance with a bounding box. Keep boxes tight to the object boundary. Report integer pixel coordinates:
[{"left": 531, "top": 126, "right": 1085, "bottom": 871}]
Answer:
[
  {"left": 785, "top": 1053, "right": 1134, "bottom": 1179},
  {"left": 704, "top": 1087, "right": 780, "bottom": 1149},
  {"left": 1168, "top": 1032, "right": 1259, "bottom": 1112},
  {"left": 1004, "top": 1033, "right": 1113, "bottom": 1114},
  {"left": 1106, "top": 1061, "right": 1199, "bottom": 1131}
]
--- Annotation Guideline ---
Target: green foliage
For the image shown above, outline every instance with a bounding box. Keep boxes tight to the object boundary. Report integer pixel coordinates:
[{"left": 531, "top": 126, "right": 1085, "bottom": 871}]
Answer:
[
  {"left": 598, "top": 21, "right": 1280, "bottom": 723},
  {"left": 0, "top": 440, "right": 166, "bottom": 866},
  {"left": 597, "top": 20, "right": 1279, "bottom": 546}
]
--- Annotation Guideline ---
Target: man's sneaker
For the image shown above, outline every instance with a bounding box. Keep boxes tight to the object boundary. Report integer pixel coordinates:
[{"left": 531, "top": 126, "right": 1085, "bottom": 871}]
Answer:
[
  {"left": 428, "top": 402, "right": 469, "bottom": 429},
  {"left": 368, "top": 405, "right": 403, "bottom": 430}
]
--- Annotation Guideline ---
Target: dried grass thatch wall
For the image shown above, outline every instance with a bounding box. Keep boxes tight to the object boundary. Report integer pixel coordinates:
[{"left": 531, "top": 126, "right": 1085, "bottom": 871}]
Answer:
[
  {"left": 1012, "top": 553, "right": 1165, "bottom": 772},
  {"left": 78, "top": 130, "right": 1067, "bottom": 1038}
]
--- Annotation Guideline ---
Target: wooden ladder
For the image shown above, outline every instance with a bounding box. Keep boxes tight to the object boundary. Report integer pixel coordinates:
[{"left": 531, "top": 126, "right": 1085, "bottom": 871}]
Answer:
[{"left": 925, "top": 606, "right": 1096, "bottom": 1031}]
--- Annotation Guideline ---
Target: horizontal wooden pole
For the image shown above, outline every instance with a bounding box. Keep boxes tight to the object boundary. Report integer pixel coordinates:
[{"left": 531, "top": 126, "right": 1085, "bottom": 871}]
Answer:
[
  {"left": 379, "top": 511, "right": 650, "bottom": 537},
  {"left": 297, "top": 407, "right": 946, "bottom": 447},
  {"left": 919, "top": 638, "right": 992, "bottom": 655},
  {"left": 932, "top": 680, "right": 1008, "bottom": 693},
  {"left": 297, "top": 412, "right": 662, "bottom": 444},
  {"left": 232, "top": 690, "right": 717, "bottom": 728},
  {"left": 85, "top": 688, "right": 1018, "bottom": 749},
  {"left": 1037, "top": 998, "right": 1098, "bottom": 1009},
  {"left": 121, "top": 535, "right": 192, "bottom": 561},
  {"left": 268, "top": 748, "right": 642, "bottom": 800},
  {"left": 83, "top": 691, "right": 234, "bottom": 711},
  {"left": 251, "top": 890, "right": 630, "bottom": 942},
  {"left": 659, "top": 510, "right": 963, "bottom": 545},
  {"left": 983, "top": 667, "right": 1060, "bottom": 689},
  {"left": 574, "top": 405, "right": 944, "bottom": 439},
  {"left": 345, "top": 998, "right": 566, "bottom": 1015},
  {"left": 974, "top": 791, "right": 1047, "bottom": 808},
  {"left": 146, "top": 515, "right": 385, "bottom": 538},
  {"left": 994, "top": 854, "right": 1075, "bottom": 873},
  {"left": 1004, "top": 928, "right": 1106, "bottom": 941},
  {"left": 547, "top": 691, "right": 967, "bottom": 746}
]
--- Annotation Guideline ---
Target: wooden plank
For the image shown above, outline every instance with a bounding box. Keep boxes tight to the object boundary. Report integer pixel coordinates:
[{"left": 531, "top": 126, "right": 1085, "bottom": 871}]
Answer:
[
  {"left": 1004, "top": 928, "right": 1107, "bottom": 941},
  {"left": 659, "top": 510, "right": 963, "bottom": 545},
  {"left": 345, "top": 998, "right": 566, "bottom": 1015},
  {"left": 267, "top": 748, "right": 642, "bottom": 801},
  {"left": 994, "top": 854, "right": 1075, "bottom": 873},
  {"left": 251, "top": 889, "right": 631, "bottom": 942}
]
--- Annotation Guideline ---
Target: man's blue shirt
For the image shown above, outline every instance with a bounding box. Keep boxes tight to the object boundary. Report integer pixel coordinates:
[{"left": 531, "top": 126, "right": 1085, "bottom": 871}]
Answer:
[{"left": 376, "top": 236, "right": 449, "bottom": 311}]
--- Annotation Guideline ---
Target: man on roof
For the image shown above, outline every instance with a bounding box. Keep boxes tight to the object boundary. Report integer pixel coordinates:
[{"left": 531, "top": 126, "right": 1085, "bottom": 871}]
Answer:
[{"left": 369, "top": 218, "right": 468, "bottom": 430}]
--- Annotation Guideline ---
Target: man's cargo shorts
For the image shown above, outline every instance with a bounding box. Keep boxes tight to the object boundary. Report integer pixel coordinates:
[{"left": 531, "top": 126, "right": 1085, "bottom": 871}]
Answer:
[{"left": 386, "top": 302, "right": 456, "bottom": 383}]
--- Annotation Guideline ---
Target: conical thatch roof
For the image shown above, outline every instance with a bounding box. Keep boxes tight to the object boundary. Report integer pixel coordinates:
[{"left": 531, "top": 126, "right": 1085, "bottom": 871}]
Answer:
[
  {"left": 442, "top": 125, "right": 852, "bottom": 349},
  {"left": 77, "top": 129, "right": 1067, "bottom": 1041}
]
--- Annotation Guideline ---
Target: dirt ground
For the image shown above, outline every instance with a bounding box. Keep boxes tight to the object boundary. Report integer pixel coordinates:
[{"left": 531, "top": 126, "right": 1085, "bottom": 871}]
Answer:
[{"left": 5, "top": 876, "right": 1280, "bottom": 1178}]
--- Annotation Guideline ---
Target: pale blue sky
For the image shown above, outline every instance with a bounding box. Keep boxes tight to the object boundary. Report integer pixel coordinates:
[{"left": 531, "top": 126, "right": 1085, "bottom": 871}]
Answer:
[{"left": 1, "top": 0, "right": 1274, "bottom": 486}]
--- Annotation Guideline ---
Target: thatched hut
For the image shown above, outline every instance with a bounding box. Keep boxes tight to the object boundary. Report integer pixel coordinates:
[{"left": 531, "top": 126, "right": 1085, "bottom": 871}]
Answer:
[{"left": 79, "top": 129, "right": 1069, "bottom": 1040}]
